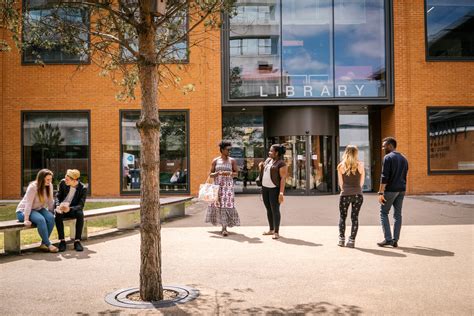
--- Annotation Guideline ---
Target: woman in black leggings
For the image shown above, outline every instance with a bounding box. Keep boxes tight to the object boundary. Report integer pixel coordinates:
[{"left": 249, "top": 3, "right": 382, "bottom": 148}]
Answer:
[
  {"left": 258, "top": 144, "right": 288, "bottom": 240},
  {"left": 337, "top": 145, "right": 365, "bottom": 248}
]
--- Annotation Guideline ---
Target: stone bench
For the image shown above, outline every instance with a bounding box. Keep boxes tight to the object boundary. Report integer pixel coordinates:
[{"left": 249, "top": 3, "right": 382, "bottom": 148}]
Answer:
[{"left": 0, "top": 196, "right": 193, "bottom": 254}]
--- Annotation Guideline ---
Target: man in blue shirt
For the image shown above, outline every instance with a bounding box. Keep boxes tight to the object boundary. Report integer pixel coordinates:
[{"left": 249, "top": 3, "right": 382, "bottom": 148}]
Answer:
[{"left": 377, "top": 137, "right": 409, "bottom": 247}]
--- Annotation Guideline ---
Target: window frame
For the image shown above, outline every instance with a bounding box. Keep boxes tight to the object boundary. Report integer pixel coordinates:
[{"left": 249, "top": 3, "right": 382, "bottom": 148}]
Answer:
[
  {"left": 21, "top": 110, "right": 92, "bottom": 196},
  {"left": 222, "top": 0, "right": 394, "bottom": 106},
  {"left": 119, "top": 2, "right": 190, "bottom": 64},
  {"left": 119, "top": 109, "right": 191, "bottom": 195},
  {"left": 21, "top": 0, "right": 91, "bottom": 65},
  {"left": 426, "top": 106, "right": 474, "bottom": 175},
  {"left": 424, "top": 0, "right": 474, "bottom": 62}
]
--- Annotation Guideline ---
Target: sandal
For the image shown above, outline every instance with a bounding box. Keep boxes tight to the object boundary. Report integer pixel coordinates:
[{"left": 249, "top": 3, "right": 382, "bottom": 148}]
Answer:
[
  {"left": 272, "top": 233, "right": 280, "bottom": 240},
  {"left": 48, "top": 245, "right": 59, "bottom": 253},
  {"left": 262, "top": 231, "right": 274, "bottom": 236}
]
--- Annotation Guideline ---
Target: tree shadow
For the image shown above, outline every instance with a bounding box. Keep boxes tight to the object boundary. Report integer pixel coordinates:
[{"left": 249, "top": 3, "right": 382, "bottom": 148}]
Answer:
[
  {"left": 138, "top": 286, "right": 364, "bottom": 315},
  {"left": 355, "top": 247, "right": 407, "bottom": 257},
  {"left": 208, "top": 231, "right": 263, "bottom": 244},
  {"left": 275, "top": 236, "right": 323, "bottom": 247},
  {"left": 397, "top": 246, "right": 455, "bottom": 257}
]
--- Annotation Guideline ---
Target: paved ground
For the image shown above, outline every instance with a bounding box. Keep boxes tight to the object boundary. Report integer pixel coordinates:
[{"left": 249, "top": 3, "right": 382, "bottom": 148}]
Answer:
[{"left": 0, "top": 194, "right": 473, "bottom": 315}]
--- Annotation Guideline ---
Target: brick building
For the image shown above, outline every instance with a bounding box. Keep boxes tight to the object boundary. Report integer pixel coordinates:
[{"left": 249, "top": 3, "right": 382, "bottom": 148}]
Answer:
[{"left": 0, "top": 0, "right": 473, "bottom": 199}]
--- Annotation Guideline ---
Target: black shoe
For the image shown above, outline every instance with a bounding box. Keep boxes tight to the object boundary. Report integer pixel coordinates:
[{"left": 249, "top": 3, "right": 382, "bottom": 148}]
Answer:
[
  {"left": 58, "top": 240, "right": 67, "bottom": 252},
  {"left": 392, "top": 241, "right": 398, "bottom": 248},
  {"left": 377, "top": 240, "right": 394, "bottom": 247},
  {"left": 74, "top": 241, "right": 83, "bottom": 252}
]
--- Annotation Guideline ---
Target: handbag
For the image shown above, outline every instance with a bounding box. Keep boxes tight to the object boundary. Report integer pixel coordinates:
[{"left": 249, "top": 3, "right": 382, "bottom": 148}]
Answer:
[{"left": 198, "top": 177, "right": 220, "bottom": 202}]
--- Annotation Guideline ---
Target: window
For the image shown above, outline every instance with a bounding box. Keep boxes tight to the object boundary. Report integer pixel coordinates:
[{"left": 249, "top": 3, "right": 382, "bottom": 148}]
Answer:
[
  {"left": 121, "top": 2, "right": 188, "bottom": 63},
  {"left": 22, "top": 112, "right": 90, "bottom": 193},
  {"left": 121, "top": 111, "right": 189, "bottom": 194},
  {"left": 228, "top": 0, "right": 388, "bottom": 99},
  {"left": 22, "top": 0, "right": 89, "bottom": 64},
  {"left": 222, "top": 109, "right": 264, "bottom": 193},
  {"left": 428, "top": 107, "right": 474, "bottom": 173},
  {"left": 425, "top": 0, "right": 474, "bottom": 59}
]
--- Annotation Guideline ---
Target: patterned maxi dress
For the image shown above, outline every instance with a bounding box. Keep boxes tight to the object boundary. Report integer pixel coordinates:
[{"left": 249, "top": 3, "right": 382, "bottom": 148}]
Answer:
[{"left": 205, "top": 158, "right": 241, "bottom": 227}]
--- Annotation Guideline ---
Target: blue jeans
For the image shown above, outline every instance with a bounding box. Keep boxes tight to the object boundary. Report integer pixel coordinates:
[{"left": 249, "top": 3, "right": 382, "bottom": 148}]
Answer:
[
  {"left": 380, "top": 191, "right": 405, "bottom": 242},
  {"left": 17, "top": 208, "right": 55, "bottom": 246}
]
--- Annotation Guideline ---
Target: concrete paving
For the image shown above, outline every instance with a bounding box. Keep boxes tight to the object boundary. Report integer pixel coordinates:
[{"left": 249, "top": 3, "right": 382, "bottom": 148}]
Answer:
[{"left": 0, "top": 194, "right": 473, "bottom": 315}]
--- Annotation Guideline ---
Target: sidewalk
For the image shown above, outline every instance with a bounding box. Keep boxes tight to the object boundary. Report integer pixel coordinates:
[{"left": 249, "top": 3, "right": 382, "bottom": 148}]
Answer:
[{"left": 0, "top": 194, "right": 473, "bottom": 315}]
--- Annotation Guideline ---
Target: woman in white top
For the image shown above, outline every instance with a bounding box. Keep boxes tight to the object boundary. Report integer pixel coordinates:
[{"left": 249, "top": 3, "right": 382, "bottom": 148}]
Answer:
[{"left": 16, "top": 169, "right": 58, "bottom": 253}]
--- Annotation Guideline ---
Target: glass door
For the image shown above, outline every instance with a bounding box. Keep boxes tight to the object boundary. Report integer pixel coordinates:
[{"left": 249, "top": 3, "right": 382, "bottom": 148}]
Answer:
[{"left": 267, "top": 135, "right": 334, "bottom": 195}]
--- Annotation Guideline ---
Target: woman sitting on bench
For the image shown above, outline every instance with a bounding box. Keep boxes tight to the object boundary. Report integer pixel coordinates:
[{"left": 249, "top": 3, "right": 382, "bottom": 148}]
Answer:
[{"left": 16, "top": 169, "right": 58, "bottom": 253}]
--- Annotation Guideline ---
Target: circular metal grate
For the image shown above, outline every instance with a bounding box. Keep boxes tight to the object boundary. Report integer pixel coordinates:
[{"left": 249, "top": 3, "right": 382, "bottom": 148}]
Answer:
[{"left": 105, "top": 285, "right": 199, "bottom": 309}]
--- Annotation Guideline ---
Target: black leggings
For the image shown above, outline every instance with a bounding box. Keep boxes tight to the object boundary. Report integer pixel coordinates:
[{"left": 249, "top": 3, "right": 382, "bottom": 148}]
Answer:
[
  {"left": 262, "top": 187, "right": 281, "bottom": 233},
  {"left": 339, "top": 194, "right": 363, "bottom": 240}
]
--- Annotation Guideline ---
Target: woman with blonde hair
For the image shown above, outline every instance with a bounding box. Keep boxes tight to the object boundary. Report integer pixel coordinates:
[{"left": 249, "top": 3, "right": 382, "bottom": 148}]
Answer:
[
  {"left": 337, "top": 145, "right": 365, "bottom": 248},
  {"left": 16, "top": 169, "right": 58, "bottom": 253}
]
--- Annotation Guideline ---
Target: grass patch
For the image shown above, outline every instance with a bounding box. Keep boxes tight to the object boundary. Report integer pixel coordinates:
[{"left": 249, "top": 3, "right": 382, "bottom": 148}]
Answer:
[{"left": 0, "top": 201, "right": 139, "bottom": 251}]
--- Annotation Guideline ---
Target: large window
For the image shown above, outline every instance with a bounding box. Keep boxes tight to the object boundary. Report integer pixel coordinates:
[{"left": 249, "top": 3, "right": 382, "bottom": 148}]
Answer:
[
  {"left": 121, "top": 2, "right": 188, "bottom": 63},
  {"left": 228, "top": 0, "right": 388, "bottom": 99},
  {"left": 22, "top": 112, "right": 90, "bottom": 193},
  {"left": 425, "top": 0, "right": 474, "bottom": 60},
  {"left": 22, "top": 0, "right": 89, "bottom": 64},
  {"left": 222, "top": 109, "right": 264, "bottom": 193},
  {"left": 121, "top": 111, "right": 189, "bottom": 194},
  {"left": 428, "top": 108, "right": 474, "bottom": 173}
]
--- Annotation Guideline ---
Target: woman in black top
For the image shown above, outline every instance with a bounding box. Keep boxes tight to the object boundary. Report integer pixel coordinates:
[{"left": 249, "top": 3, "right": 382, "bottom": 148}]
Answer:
[{"left": 258, "top": 144, "right": 288, "bottom": 239}]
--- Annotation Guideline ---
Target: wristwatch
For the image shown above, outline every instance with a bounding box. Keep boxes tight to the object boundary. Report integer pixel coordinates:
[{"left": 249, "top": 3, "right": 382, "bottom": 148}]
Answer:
[
  {"left": 279, "top": 192, "right": 284, "bottom": 195},
  {"left": 378, "top": 192, "right": 384, "bottom": 195}
]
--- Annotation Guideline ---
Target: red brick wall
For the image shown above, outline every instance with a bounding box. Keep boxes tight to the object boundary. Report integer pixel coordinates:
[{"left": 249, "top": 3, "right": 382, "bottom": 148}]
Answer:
[
  {"left": 389, "top": 0, "right": 474, "bottom": 194},
  {"left": 0, "top": 24, "right": 222, "bottom": 198}
]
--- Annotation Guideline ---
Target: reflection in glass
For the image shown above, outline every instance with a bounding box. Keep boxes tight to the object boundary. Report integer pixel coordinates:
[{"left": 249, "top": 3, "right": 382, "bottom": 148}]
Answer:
[
  {"left": 334, "top": 0, "right": 386, "bottom": 97},
  {"left": 282, "top": 0, "right": 333, "bottom": 98},
  {"left": 267, "top": 135, "right": 333, "bottom": 193},
  {"left": 339, "top": 114, "right": 372, "bottom": 191},
  {"left": 229, "top": 0, "right": 281, "bottom": 98},
  {"left": 228, "top": 0, "right": 389, "bottom": 99},
  {"left": 121, "top": 111, "right": 189, "bottom": 193},
  {"left": 222, "top": 110, "right": 264, "bottom": 193},
  {"left": 23, "top": 1, "right": 89, "bottom": 63},
  {"left": 23, "top": 112, "right": 90, "bottom": 192},
  {"left": 426, "top": 0, "right": 474, "bottom": 58},
  {"left": 428, "top": 108, "right": 474, "bottom": 172}
]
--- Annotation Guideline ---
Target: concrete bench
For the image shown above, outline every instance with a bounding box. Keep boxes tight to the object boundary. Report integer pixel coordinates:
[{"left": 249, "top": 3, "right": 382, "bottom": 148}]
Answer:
[{"left": 0, "top": 196, "right": 193, "bottom": 254}]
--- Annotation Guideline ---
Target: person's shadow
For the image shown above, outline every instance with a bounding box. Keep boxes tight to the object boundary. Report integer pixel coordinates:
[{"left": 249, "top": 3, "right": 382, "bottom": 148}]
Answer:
[
  {"left": 356, "top": 246, "right": 455, "bottom": 258},
  {"left": 397, "top": 246, "right": 455, "bottom": 257},
  {"left": 208, "top": 231, "right": 263, "bottom": 244},
  {"left": 275, "top": 236, "right": 322, "bottom": 247}
]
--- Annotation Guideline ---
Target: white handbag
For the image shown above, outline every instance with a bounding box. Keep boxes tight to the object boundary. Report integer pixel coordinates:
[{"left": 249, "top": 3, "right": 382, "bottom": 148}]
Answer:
[{"left": 198, "top": 177, "right": 219, "bottom": 202}]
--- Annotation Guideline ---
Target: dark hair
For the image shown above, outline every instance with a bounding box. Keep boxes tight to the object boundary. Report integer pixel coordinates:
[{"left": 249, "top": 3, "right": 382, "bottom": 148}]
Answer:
[
  {"left": 271, "top": 144, "right": 286, "bottom": 158},
  {"left": 219, "top": 140, "right": 232, "bottom": 153},
  {"left": 383, "top": 137, "right": 397, "bottom": 148}
]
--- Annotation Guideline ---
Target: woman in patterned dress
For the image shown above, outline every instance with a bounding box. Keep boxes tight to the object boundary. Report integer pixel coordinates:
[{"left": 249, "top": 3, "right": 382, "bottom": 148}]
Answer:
[
  {"left": 205, "top": 141, "right": 240, "bottom": 236},
  {"left": 337, "top": 145, "right": 365, "bottom": 248}
]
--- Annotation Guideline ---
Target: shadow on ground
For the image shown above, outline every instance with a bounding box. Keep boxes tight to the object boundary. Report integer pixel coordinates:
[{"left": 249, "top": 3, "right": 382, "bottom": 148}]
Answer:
[{"left": 85, "top": 287, "right": 363, "bottom": 315}]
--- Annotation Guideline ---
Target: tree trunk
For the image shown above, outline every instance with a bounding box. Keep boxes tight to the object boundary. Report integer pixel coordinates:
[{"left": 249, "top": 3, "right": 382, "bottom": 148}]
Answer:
[{"left": 136, "top": 1, "right": 162, "bottom": 302}]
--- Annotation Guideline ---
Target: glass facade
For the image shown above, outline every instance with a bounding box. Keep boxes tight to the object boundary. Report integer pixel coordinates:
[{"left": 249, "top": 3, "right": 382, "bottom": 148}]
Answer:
[
  {"left": 428, "top": 108, "right": 474, "bottom": 173},
  {"left": 339, "top": 114, "right": 372, "bottom": 191},
  {"left": 23, "top": 112, "right": 90, "bottom": 192},
  {"left": 121, "top": 111, "right": 189, "bottom": 193},
  {"left": 222, "top": 109, "right": 265, "bottom": 193},
  {"left": 425, "top": 0, "right": 474, "bottom": 59},
  {"left": 23, "top": 0, "right": 89, "bottom": 63},
  {"left": 228, "top": 0, "right": 387, "bottom": 99}
]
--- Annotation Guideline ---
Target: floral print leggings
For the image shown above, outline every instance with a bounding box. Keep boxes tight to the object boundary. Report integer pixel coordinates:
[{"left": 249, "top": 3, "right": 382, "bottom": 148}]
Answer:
[{"left": 339, "top": 194, "right": 364, "bottom": 240}]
